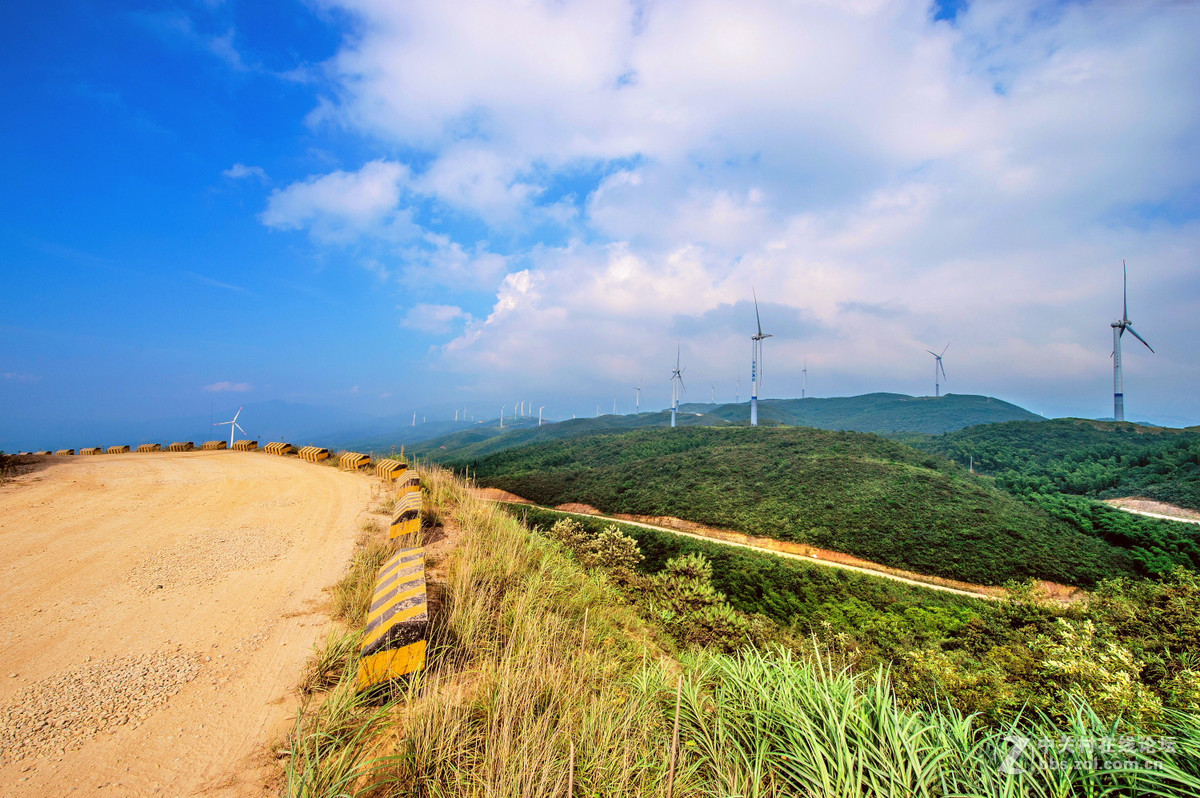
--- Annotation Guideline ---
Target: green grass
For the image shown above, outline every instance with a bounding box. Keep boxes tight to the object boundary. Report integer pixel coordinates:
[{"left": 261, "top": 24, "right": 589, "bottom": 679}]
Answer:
[
  {"left": 288, "top": 468, "right": 1200, "bottom": 797},
  {"left": 459, "top": 426, "right": 1139, "bottom": 587}
]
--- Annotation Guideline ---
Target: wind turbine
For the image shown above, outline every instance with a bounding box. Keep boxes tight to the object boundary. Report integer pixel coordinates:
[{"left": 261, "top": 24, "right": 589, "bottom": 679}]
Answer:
[
  {"left": 736, "top": 372, "right": 741, "bottom": 404},
  {"left": 750, "top": 290, "right": 772, "bottom": 427},
  {"left": 926, "top": 344, "right": 949, "bottom": 398},
  {"left": 538, "top": 405, "right": 546, "bottom": 426},
  {"left": 499, "top": 407, "right": 504, "bottom": 429},
  {"left": 670, "top": 346, "right": 686, "bottom": 428},
  {"left": 1112, "top": 260, "right": 1154, "bottom": 422},
  {"left": 213, "top": 406, "right": 246, "bottom": 448},
  {"left": 711, "top": 383, "right": 716, "bottom": 404},
  {"left": 634, "top": 381, "right": 643, "bottom": 413},
  {"left": 802, "top": 357, "right": 808, "bottom": 399}
]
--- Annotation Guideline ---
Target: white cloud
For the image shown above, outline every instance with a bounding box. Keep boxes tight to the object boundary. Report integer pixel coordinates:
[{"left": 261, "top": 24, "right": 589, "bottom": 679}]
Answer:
[
  {"left": 401, "top": 303, "right": 472, "bottom": 335},
  {"left": 203, "top": 381, "right": 253, "bottom": 392},
  {"left": 222, "top": 163, "right": 268, "bottom": 182},
  {"left": 2, "top": 372, "right": 40, "bottom": 383},
  {"left": 283, "top": 0, "right": 1200, "bottom": 420},
  {"left": 260, "top": 160, "right": 416, "bottom": 243}
]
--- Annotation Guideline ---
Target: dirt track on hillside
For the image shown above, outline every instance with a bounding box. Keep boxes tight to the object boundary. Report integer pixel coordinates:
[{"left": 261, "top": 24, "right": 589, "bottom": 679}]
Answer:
[{"left": 0, "top": 452, "right": 377, "bottom": 797}]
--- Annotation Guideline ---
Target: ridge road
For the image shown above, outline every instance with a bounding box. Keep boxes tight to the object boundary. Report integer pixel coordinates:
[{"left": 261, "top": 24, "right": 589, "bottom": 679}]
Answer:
[
  {"left": 0, "top": 451, "right": 375, "bottom": 797},
  {"left": 482, "top": 493, "right": 1007, "bottom": 602}
]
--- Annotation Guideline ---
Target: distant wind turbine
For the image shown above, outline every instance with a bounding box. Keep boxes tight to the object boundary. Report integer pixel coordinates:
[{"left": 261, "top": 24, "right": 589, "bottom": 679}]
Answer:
[
  {"left": 634, "top": 381, "right": 643, "bottom": 413},
  {"left": 670, "top": 346, "right": 686, "bottom": 428},
  {"left": 736, "top": 372, "right": 741, "bottom": 404},
  {"left": 750, "top": 290, "right": 772, "bottom": 427},
  {"left": 213, "top": 406, "right": 246, "bottom": 448},
  {"left": 538, "top": 405, "right": 546, "bottom": 426},
  {"left": 802, "top": 357, "right": 808, "bottom": 399},
  {"left": 711, "top": 383, "right": 716, "bottom": 403},
  {"left": 1112, "top": 260, "right": 1154, "bottom": 422},
  {"left": 927, "top": 344, "right": 949, "bottom": 398}
]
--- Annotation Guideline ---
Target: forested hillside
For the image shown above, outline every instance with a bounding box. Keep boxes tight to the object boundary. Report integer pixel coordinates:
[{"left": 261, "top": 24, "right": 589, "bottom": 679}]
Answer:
[
  {"left": 458, "top": 427, "right": 1141, "bottom": 586},
  {"left": 914, "top": 419, "right": 1200, "bottom": 575}
]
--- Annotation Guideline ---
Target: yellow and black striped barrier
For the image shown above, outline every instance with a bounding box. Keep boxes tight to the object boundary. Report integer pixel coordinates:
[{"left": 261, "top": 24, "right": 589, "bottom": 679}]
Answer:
[
  {"left": 390, "top": 489, "right": 422, "bottom": 541},
  {"left": 137, "top": 444, "right": 161, "bottom": 453},
  {"left": 34, "top": 450, "right": 52, "bottom": 455},
  {"left": 168, "top": 441, "right": 194, "bottom": 452},
  {"left": 298, "top": 446, "right": 330, "bottom": 463},
  {"left": 106, "top": 445, "right": 131, "bottom": 454},
  {"left": 232, "top": 440, "right": 258, "bottom": 451},
  {"left": 201, "top": 440, "right": 227, "bottom": 451},
  {"left": 374, "top": 459, "right": 407, "bottom": 480},
  {"left": 339, "top": 451, "right": 371, "bottom": 470},
  {"left": 396, "top": 468, "right": 420, "bottom": 496},
  {"left": 357, "top": 545, "right": 427, "bottom": 690},
  {"left": 80, "top": 447, "right": 102, "bottom": 455},
  {"left": 56, "top": 449, "right": 75, "bottom": 455},
  {"left": 264, "top": 441, "right": 295, "bottom": 456}
]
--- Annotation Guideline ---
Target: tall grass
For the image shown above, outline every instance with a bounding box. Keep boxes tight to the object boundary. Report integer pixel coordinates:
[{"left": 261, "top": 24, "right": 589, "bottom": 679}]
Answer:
[
  {"left": 374, "top": 466, "right": 687, "bottom": 797},
  {"left": 289, "top": 466, "right": 1200, "bottom": 798},
  {"left": 673, "top": 646, "right": 1200, "bottom": 798}
]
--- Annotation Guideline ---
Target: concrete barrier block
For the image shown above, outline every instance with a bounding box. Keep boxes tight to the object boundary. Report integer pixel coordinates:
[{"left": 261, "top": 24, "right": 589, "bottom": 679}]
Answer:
[{"left": 357, "top": 546, "right": 427, "bottom": 690}]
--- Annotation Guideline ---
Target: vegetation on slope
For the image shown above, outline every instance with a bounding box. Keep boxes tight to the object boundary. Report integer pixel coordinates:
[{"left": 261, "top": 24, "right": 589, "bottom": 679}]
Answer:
[
  {"left": 914, "top": 419, "right": 1200, "bottom": 575},
  {"left": 404, "top": 392, "right": 1043, "bottom": 465},
  {"left": 690, "top": 391, "right": 1045, "bottom": 434},
  {"left": 459, "top": 427, "right": 1140, "bottom": 586},
  {"left": 288, "top": 469, "right": 1200, "bottom": 797}
]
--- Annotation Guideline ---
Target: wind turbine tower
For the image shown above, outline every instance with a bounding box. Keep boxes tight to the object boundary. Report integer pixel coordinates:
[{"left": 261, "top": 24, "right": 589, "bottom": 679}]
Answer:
[
  {"left": 750, "top": 291, "right": 772, "bottom": 427},
  {"left": 670, "top": 346, "right": 685, "bottom": 428},
  {"left": 634, "top": 381, "right": 642, "bottom": 413},
  {"left": 538, "top": 405, "right": 546, "bottom": 426},
  {"left": 1112, "top": 260, "right": 1154, "bottom": 422},
  {"left": 213, "top": 406, "right": 247, "bottom": 448},
  {"left": 802, "top": 357, "right": 808, "bottom": 399},
  {"left": 927, "top": 344, "right": 949, "bottom": 398}
]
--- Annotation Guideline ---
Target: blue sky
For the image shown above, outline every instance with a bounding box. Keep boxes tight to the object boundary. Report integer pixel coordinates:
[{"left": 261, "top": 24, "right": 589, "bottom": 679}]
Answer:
[{"left": 3, "top": 0, "right": 1199, "bottom": 448}]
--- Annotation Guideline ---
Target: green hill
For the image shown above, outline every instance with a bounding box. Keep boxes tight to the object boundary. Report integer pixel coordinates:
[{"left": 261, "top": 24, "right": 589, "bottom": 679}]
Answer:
[
  {"left": 685, "top": 392, "right": 1044, "bottom": 434},
  {"left": 457, "top": 426, "right": 1141, "bottom": 587},
  {"left": 411, "top": 410, "right": 732, "bottom": 461},
  {"left": 411, "top": 392, "right": 1041, "bottom": 463},
  {"left": 911, "top": 419, "right": 1200, "bottom": 575}
]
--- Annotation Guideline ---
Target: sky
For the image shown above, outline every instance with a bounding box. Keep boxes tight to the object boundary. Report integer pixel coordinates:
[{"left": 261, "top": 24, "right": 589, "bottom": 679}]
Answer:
[{"left": 2, "top": 0, "right": 1199, "bottom": 448}]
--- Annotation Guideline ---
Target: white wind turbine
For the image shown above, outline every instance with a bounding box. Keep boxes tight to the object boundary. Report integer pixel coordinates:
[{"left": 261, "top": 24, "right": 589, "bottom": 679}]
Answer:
[
  {"left": 538, "top": 405, "right": 546, "bottom": 426},
  {"left": 750, "top": 291, "right": 772, "bottom": 427},
  {"left": 213, "top": 406, "right": 247, "bottom": 448},
  {"left": 670, "top": 346, "right": 686, "bottom": 428},
  {"left": 927, "top": 344, "right": 949, "bottom": 398},
  {"left": 634, "top": 380, "right": 643, "bottom": 413},
  {"left": 802, "top": 357, "right": 808, "bottom": 399},
  {"left": 1112, "top": 260, "right": 1154, "bottom": 422}
]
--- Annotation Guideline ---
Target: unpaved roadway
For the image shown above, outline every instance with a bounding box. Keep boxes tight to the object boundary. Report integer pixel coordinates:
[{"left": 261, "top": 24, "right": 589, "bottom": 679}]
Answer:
[{"left": 0, "top": 452, "right": 377, "bottom": 797}]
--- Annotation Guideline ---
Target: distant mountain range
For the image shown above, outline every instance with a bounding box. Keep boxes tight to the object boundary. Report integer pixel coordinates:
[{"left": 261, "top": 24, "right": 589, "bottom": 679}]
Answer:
[{"left": 406, "top": 392, "right": 1044, "bottom": 463}]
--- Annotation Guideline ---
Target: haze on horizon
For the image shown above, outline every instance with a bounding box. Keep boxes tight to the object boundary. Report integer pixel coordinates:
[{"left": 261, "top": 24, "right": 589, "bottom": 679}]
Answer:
[{"left": 3, "top": 0, "right": 1199, "bottom": 450}]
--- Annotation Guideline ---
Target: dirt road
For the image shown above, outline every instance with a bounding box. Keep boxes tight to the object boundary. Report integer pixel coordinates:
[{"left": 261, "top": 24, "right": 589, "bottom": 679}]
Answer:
[{"left": 0, "top": 452, "right": 378, "bottom": 797}]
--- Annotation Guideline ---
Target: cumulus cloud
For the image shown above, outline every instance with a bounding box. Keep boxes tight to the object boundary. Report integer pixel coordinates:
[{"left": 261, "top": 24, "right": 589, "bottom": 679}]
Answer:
[
  {"left": 260, "top": 160, "right": 416, "bottom": 243},
  {"left": 272, "top": 0, "right": 1200, "bottom": 419},
  {"left": 203, "top": 381, "right": 253, "bottom": 392}
]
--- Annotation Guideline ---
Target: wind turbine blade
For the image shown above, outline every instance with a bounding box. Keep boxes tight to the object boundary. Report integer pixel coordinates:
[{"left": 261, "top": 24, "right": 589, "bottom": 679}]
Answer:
[
  {"left": 753, "top": 289, "right": 763, "bottom": 336},
  {"left": 939, "top": 362, "right": 948, "bottom": 381},
  {"left": 235, "top": 423, "right": 246, "bottom": 435},
  {"left": 940, "top": 343, "right": 950, "bottom": 357},
  {"left": 1125, "top": 325, "right": 1154, "bottom": 353},
  {"left": 926, "top": 350, "right": 938, "bottom": 357},
  {"left": 1123, "top": 259, "right": 1128, "bottom": 321},
  {"left": 233, "top": 406, "right": 242, "bottom": 422}
]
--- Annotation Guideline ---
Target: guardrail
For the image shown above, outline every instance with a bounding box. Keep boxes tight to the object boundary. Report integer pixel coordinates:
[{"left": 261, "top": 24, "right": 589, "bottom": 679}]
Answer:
[
  {"left": 357, "top": 544, "right": 427, "bottom": 690},
  {"left": 374, "top": 459, "right": 407, "bottom": 480},
  {"left": 298, "top": 446, "right": 330, "bottom": 463},
  {"left": 339, "top": 451, "right": 371, "bottom": 471}
]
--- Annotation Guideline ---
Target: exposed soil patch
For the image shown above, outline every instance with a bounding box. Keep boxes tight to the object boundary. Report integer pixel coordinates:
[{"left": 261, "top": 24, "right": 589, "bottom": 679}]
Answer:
[
  {"left": 475, "top": 487, "right": 532, "bottom": 504},
  {"left": 1106, "top": 497, "right": 1200, "bottom": 523}
]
